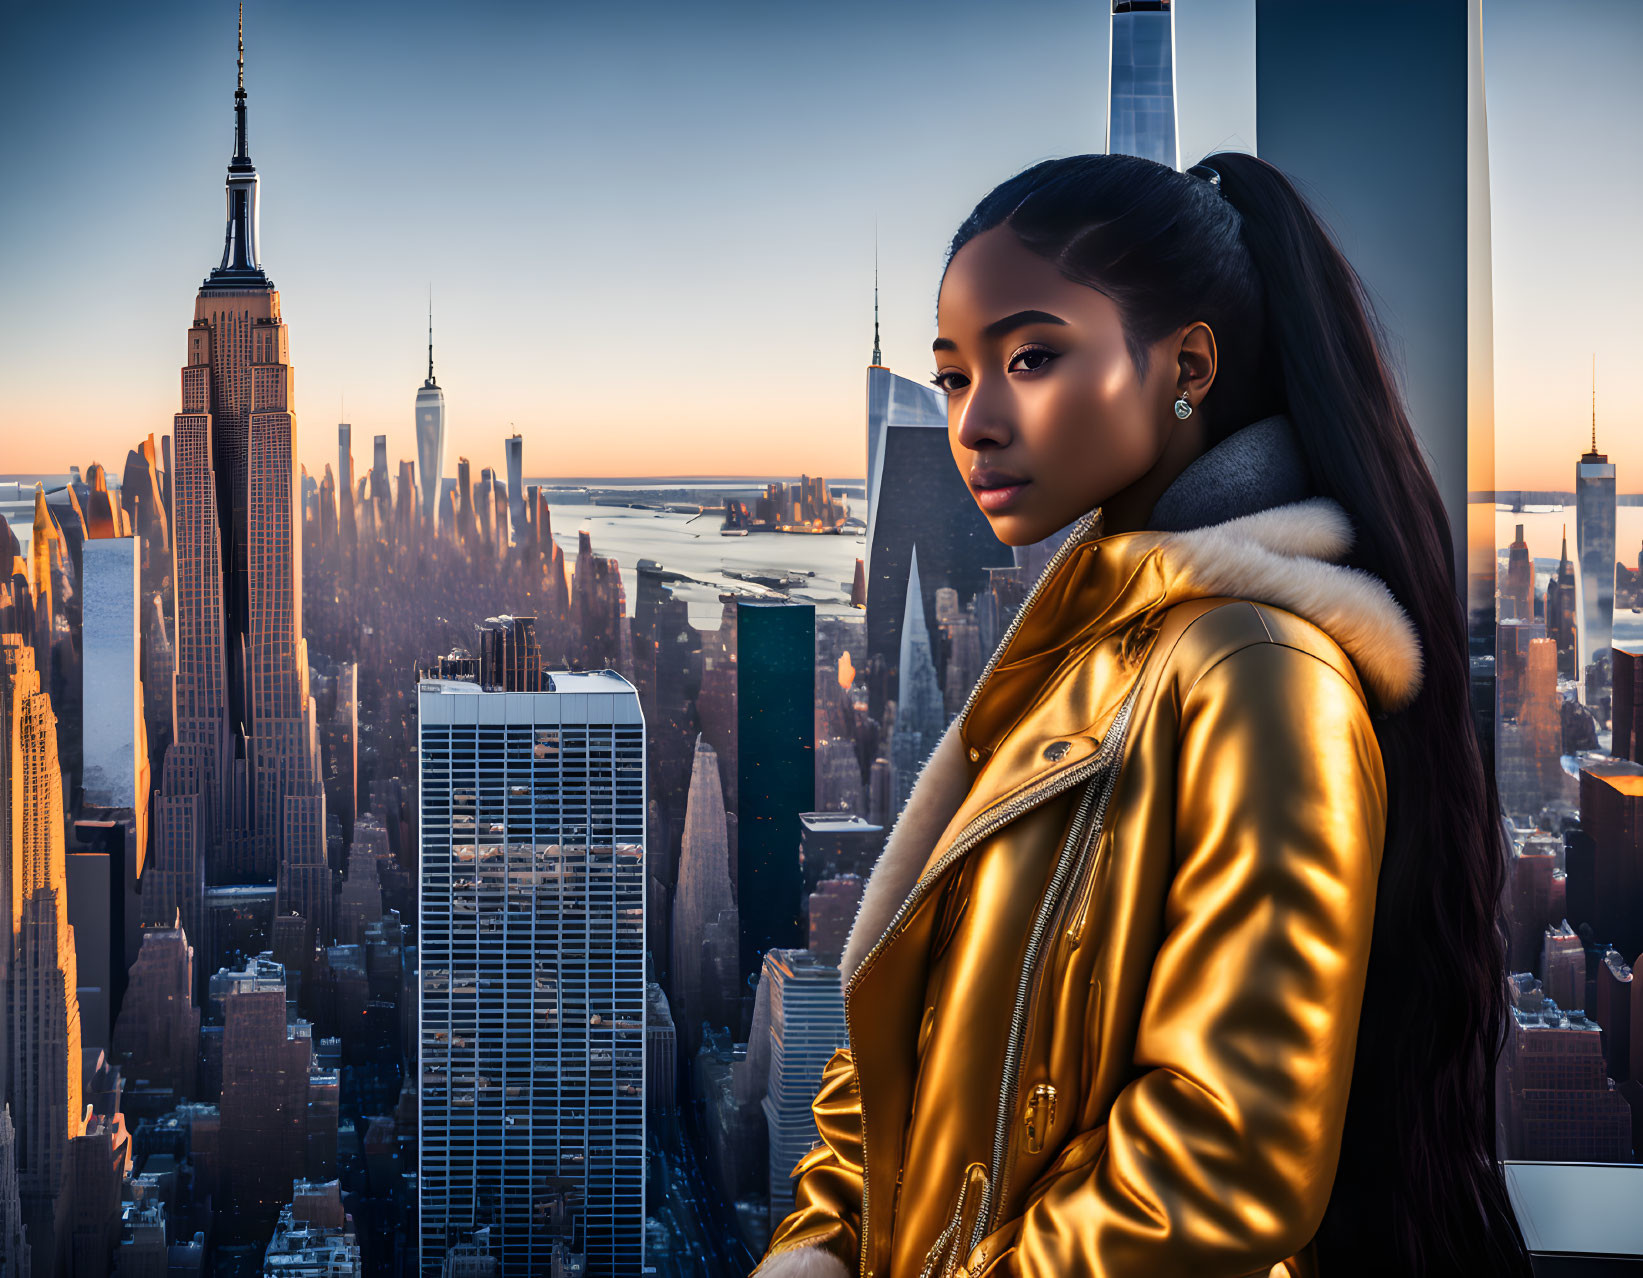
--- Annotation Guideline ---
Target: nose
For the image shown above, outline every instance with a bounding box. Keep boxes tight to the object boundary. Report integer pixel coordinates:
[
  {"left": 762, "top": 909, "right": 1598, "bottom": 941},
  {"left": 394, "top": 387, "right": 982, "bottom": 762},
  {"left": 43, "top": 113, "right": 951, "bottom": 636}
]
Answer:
[{"left": 953, "top": 375, "right": 1013, "bottom": 452}]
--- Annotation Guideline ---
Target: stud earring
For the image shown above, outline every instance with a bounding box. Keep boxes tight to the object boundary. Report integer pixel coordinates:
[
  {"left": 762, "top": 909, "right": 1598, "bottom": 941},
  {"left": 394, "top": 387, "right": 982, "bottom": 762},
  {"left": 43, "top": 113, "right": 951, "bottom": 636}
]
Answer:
[{"left": 1174, "top": 396, "right": 1193, "bottom": 420}]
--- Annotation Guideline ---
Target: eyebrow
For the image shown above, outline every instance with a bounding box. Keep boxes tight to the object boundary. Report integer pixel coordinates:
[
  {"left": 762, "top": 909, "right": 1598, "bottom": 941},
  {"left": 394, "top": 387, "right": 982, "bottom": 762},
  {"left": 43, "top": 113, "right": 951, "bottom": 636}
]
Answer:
[{"left": 932, "top": 308, "right": 1069, "bottom": 353}]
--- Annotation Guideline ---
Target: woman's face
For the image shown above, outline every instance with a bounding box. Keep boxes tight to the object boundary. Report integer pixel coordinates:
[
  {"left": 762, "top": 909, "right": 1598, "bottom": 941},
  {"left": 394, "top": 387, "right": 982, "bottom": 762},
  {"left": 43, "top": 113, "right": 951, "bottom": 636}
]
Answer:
[{"left": 935, "top": 223, "right": 1216, "bottom": 545}]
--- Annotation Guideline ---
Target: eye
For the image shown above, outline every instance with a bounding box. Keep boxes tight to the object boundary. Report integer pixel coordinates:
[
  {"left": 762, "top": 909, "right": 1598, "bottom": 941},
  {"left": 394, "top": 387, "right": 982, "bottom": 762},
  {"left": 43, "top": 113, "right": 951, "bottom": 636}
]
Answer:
[
  {"left": 1010, "top": 345, "right": 1057, "bottom": 373},
  {"left": 931, "top": 344, "right": 1056, "bottom": 395}
]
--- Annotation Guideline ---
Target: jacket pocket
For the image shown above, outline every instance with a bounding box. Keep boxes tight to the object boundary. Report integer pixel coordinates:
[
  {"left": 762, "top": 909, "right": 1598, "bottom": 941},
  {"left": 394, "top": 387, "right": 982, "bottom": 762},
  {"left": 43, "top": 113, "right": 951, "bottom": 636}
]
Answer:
[{"left": 919, "top": 1161, "right": 988, "bottom": 1278}]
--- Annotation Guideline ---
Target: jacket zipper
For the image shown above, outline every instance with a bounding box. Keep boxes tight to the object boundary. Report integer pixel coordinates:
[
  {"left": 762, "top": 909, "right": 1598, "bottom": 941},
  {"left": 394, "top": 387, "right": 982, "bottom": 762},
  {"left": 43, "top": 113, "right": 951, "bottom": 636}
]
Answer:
[
  {"left": 967, "top": 663, "right": 1147, "bottom": 1258},
  {"left": 844, "top": 507, "right": 1105, "bottom": 1275},
  {"left": 843, "top": 738, "right": 1120, "bottom": 1273},
  {"left": 917, "top": 1161, "right": 986, "bottom": 1278}
]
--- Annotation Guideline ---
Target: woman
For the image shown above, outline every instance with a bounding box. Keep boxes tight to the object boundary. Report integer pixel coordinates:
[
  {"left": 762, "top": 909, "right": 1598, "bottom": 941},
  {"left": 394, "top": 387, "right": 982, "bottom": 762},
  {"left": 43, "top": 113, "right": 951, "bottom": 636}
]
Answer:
[{"left": 751, "top": 152, "right": 1534, "bottom": 1278}]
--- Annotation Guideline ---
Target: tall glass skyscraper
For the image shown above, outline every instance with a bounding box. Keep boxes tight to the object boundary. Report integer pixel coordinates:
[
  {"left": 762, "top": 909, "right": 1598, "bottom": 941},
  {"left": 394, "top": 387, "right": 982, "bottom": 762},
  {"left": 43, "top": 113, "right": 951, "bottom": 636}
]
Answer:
[
  {"left": 418, "top": 655, "right": 646, "bottom": 1275},
  {"left": 1577, "top": 406, "right": 1616, "bottom": 720},
  {"left": 759, "top": 948, "right": 848, "bottom": 1231},
  {"left": 416, "top": 302, "right": 447, "bottom": 530},
  {"left": 1107, "top": 0, "right": 1178, "bottom": 168},
  {"left": 505, "top": 434, "right": 525, "bottom": 545}
]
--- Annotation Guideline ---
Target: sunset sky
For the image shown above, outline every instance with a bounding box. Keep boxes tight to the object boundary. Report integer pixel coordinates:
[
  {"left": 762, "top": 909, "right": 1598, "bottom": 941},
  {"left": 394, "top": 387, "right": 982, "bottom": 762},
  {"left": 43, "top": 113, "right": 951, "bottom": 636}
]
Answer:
[{"left": 0, "top": 0, "right": 1636, "bottom": 490}]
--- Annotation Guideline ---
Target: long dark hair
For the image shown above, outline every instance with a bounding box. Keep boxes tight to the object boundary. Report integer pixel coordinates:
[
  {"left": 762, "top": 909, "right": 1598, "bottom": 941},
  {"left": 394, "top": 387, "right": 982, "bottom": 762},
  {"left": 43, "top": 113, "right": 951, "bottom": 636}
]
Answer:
[{"left": 942, "top": 151, "right": 1531, "bottom": 1277}]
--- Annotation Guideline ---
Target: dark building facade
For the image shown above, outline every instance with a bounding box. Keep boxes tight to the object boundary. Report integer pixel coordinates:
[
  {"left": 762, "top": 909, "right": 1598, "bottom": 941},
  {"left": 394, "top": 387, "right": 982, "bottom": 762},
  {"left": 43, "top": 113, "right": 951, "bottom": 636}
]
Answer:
[
  {"left": 863, "top": 365, "right": 1012, "bottom": 721},
  {"left": 736, "top": 600, "right": 815, "bottom": 982}
]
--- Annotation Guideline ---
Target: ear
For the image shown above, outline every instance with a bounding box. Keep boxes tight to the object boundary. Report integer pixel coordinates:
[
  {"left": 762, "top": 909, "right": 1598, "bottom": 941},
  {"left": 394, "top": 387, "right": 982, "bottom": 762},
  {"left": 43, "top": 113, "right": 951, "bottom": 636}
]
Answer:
[{"left": 1173, "top": 320, "right": 1218, "bottom": 413}]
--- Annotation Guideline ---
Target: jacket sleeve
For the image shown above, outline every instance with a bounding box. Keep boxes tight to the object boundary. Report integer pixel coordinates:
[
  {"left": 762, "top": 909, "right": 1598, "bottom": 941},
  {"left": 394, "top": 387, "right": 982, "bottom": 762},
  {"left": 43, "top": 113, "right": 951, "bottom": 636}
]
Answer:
[
  {"left": 754, "top": 1044, "right": 865, "bottom": 1277},
  {"left": 976, "top": 639, "right": 1387, "bottom": 1277}
]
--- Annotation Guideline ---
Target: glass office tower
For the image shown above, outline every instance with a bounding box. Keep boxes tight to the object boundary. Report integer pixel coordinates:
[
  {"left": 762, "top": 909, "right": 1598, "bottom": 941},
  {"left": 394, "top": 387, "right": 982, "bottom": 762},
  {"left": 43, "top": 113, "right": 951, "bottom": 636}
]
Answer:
[
  {"left": 418, "top": 664, "right": 646, "bottom": 1275},
  {"left": 1577, "top": 429, "right": 1617, "bottom": 721},
  {"left": 760, "top": 948, "right": 849, "bottom": 1230},
  {"left": 417, "top": 306, "right": 447, "bottom": 530},
  {"left": 1108, "top": 0, "right": 1178, "bottom": 168}
]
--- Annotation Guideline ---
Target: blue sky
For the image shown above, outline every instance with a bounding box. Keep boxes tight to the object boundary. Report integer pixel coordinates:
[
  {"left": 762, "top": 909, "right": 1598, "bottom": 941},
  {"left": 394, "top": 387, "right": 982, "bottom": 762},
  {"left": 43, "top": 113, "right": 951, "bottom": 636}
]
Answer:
[{"left": 0, "top": 0, "right": 1637, "bottom": 489}]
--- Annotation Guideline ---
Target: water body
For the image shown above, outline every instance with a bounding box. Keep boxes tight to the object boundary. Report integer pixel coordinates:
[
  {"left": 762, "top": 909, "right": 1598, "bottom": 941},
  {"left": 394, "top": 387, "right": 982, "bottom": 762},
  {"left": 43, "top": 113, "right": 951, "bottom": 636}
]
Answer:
[{"left": 544, "top": 500, "right": 865, "bottom": 630}]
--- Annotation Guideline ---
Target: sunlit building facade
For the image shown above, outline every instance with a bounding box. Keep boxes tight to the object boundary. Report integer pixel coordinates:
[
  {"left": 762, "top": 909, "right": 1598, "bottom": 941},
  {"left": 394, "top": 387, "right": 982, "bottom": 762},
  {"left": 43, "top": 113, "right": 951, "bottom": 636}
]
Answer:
[
  {"left": 151, "top": 11, "right": 329, "bottom": 942},
  {"left": 80, "top": 536, "right": 148, "bottom": 845},
  {"left": 418, "top": 663, "right": 646, "bottom": 1275}
]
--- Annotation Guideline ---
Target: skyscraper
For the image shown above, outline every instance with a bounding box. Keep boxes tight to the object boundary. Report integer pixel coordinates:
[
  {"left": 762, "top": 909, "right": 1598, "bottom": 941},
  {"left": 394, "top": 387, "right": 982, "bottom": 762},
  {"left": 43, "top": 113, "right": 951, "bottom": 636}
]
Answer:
[
  {"left": 890, "top": 547, "right": 948, "bottom": 826},
  {"left": 416, "top": 299, "right": 447, "bottom": 530},
  {"left": 1547, "top": 524, "right": 1579, "bottom": 679},
  {"left": 337, "top": 422, "right": 356, "bottom": 556},
  {"left": 2, "top": 634, "right": 83, "bottom": 1272},
  {"left": 216, "top": 955, "right": 316, "bottom": 1234},
  {"left": 736, "top": 600, "right": 815, "bottom": 981},
  {"left": 669, "top": 735, "right": 738, "bottom": 1058},
  {"left": 1107, "top": 1, "right": 1178, "bottom": 168},
  {"left": 1576, "top": 373, "right": 1617, "bottom": 720},
  {"left": 1504, "top": 522, "right": 1534, "bottom": 621},
  {"left": 150, "top": 6, "right": 329, "bottom": 941},
  {"left": 863, "top": 365, "right": 1011, "bottom": 720},
  {"left": 79, "top": 537, "right": 147, "bottom": 837},
  {"left": 504, "top": 435, "right": 524, "bottom": 546},
  {"left": 758, "top": 948, "right": 848, "bottom": 1231},
  {"left": 418, "top": 643, "right": 646, "bottom": 1274}
]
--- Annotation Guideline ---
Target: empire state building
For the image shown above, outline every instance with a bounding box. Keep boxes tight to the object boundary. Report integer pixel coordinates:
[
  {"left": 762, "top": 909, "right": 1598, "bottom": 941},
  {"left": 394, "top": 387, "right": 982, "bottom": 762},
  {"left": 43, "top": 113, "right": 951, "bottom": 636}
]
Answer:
[{"left": 151, "top": 7, "right": 331, "bottom": 950}]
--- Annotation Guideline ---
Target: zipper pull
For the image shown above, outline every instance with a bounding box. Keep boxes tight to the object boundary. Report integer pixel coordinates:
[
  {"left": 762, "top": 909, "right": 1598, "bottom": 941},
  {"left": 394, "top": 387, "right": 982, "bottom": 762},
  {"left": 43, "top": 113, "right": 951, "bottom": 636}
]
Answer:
[{"left": 1023, "top": 1083, "right": 1057, "bottom": 1155}]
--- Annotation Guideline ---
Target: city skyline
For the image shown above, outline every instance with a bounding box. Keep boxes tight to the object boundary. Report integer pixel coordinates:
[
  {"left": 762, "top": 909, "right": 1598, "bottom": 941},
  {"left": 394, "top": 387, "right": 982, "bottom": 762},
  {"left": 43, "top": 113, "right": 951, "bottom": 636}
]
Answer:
[
  {"left": 6, "top": 2, "right": 1635, "bottom": 489},
  {"left": 1, "top": 3, "right": 1642, "bottom": 1272}
]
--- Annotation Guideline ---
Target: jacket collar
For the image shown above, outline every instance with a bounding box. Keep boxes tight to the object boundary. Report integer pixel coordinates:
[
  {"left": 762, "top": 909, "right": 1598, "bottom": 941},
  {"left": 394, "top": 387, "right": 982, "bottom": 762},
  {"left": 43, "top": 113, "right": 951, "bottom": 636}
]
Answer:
[{"left": 839, "top": 422, "right": 1424, "bottom": 990}]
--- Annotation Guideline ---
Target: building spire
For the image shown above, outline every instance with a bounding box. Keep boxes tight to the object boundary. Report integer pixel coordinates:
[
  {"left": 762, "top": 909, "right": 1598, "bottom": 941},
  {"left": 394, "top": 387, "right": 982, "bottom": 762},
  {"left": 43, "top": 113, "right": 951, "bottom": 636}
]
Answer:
[
  {"left": 234, "top": 1, "right": 248, "bottom": 161},
  {"left": 1591, "top": 352, "right": 1597, "bottom": 454},
  {"left": 425, "top": 286, "right": 438, "bottom": 387},
  {"left": 871, "top": 220, "right": 883, "bottom": 367},
  {"left": 209, "top": 0, "right": 266, "bottom": 285}
]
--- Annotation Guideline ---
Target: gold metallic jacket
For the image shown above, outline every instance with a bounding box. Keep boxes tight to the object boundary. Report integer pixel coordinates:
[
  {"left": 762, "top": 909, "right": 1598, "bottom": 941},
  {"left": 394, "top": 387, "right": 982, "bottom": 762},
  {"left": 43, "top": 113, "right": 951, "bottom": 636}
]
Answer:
[{"left": 752, "top": 497, "right": 1423, "bottom": 1278}]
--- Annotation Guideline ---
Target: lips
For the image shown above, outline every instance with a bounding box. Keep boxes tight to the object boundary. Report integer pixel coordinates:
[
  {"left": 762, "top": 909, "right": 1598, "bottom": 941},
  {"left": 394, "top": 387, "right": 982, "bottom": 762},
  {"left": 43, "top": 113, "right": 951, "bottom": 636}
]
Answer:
[
  {"left": 970, "top": 472, "right": 1030, "bottom": 514},
  {"left": 969, "top": 470, "right": 1028, "bottom": 491}
]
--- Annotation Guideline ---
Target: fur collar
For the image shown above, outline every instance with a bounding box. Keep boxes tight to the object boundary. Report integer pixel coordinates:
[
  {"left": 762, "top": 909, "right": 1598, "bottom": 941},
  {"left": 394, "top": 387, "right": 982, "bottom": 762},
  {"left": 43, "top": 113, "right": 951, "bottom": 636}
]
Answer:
[{"left": 838, "top": 495, "right": 1423, "bottom": 991}]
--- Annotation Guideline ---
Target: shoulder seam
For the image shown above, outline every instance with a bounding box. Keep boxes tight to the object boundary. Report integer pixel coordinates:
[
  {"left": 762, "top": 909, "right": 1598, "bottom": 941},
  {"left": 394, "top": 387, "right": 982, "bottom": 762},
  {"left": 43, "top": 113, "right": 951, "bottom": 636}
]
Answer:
[{"left": 1181, "top": 630, "right": 1370, "bottom": 710}]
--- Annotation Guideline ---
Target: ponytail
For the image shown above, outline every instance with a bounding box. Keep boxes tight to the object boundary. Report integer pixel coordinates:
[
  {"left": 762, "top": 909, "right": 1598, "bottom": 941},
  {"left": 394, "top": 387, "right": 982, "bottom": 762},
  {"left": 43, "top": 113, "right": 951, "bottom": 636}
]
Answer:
[
  {"left": 944, "top": 152, "right": 1534, "bottom": 1276},
  {"left": 1209, "top": 150, "right": 1531, "bottom": 1278}
]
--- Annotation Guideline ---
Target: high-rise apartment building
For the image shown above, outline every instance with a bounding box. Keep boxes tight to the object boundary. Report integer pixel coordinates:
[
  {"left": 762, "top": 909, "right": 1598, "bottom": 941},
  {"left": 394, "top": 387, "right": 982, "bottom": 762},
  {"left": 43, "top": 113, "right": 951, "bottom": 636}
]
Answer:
[
  {"left": 216, "top": 955, "right": 316, "bottom": 1235},
  {"left": 418, "top": 633, "right": 646, "bottom": 1274}
]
